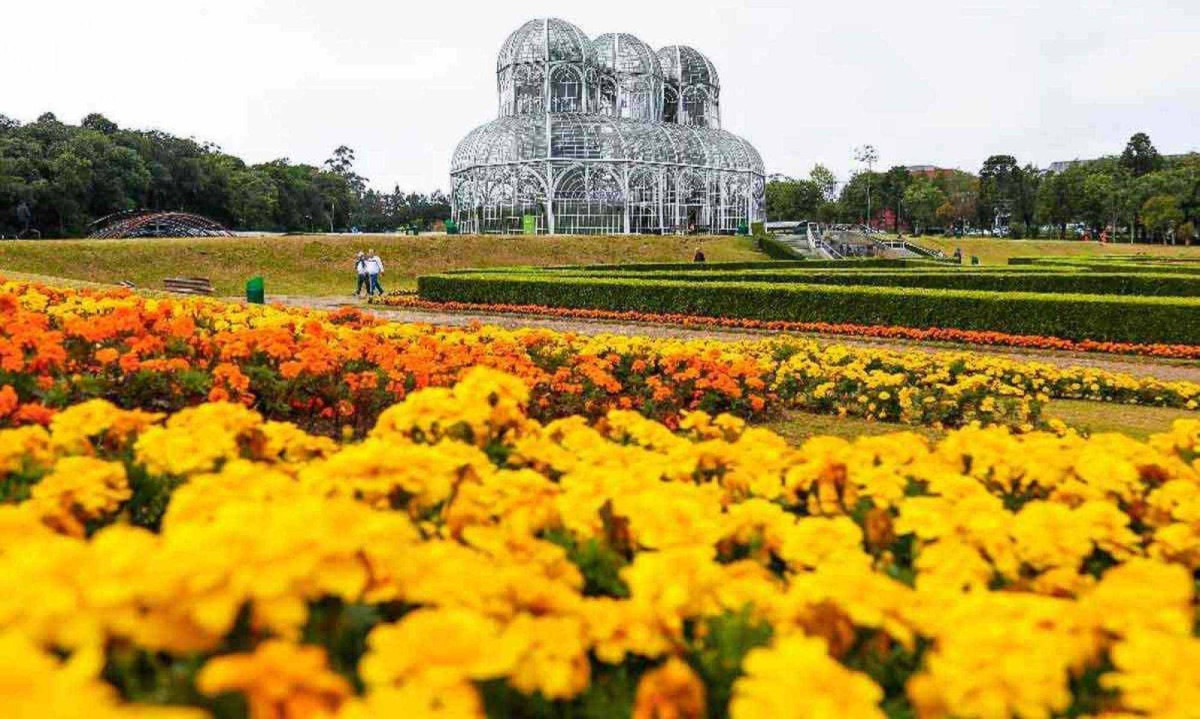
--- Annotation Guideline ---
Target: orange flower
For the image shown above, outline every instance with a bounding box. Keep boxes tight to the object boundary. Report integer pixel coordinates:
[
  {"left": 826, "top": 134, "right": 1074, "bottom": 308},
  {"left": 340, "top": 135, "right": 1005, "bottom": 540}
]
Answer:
[{"left": 633, "top": 658, "right": 706, "bottom": 719}]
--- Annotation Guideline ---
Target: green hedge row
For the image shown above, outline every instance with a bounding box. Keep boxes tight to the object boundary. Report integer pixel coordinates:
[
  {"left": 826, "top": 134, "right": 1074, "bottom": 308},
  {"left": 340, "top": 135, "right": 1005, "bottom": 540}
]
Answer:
[
  {"left": 509, "top": 269, "right": 1200, "bottom": 297},
  {"left": 756, "top": 235, "right": 808, "bottom": 260},
  {"left": 417, "top": 273, "right": 1200, "bottom": 344}
]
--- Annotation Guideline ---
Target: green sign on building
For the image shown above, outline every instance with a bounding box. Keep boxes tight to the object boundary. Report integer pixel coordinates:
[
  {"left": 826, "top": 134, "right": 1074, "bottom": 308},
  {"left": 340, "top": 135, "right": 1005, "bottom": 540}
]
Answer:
[{"left": 522, "top": 214, "right": 537, "bottom": 234}]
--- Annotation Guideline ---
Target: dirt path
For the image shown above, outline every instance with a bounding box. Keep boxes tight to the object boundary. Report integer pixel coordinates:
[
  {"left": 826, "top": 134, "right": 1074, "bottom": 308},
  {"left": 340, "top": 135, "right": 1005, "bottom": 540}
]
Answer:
[{"left": 273, "top": 295, "right": 1200, "bottom": 384}]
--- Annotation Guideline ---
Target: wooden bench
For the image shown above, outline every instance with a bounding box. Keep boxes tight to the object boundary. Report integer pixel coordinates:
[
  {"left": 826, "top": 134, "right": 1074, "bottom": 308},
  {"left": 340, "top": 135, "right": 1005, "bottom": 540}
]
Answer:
[{"left": 163, "top": 277, "right": 214, "bottom": 296}]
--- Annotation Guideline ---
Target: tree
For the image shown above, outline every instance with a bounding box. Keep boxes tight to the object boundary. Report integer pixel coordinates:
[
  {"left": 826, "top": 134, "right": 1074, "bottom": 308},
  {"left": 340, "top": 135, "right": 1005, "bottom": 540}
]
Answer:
[
  {"left": 1120, "top": 132, "right": 1163, "bottom": 178},
  {"left": 0, "top": 112, "right": 448, "bottom": 237},
  {"left": 978, "top": 155, "right": 1019, "bottom": 230},
  {"left": 766, "top": 178, "right": 823, "bottom": 220},
  {"left": 838, "top": 171, "right": 881, "bottom": 224},
  {"left": 1141, "top": 194, "right": 1183, "bottom": 242},
  {"left": 878, "top": 166, "right": 912, "bottom": 232},
  {"left": 902, "top": 178, "right": 945, "bottom": 233},
  {"left": 81, "top": 113, "right": 119, "bottom": 135},
  {"left": 932, "top": 170, "right": 979, "bottom": 232},
  {"left": 809, "top": 164, "right": 838, "bottom": 203}
]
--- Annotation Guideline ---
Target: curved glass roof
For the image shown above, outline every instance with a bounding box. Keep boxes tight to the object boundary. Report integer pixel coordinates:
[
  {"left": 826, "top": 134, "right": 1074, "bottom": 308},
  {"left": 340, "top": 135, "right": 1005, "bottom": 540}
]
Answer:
[
  {"left": 497, "top": 18, "right": 593, "bottom": 72},
  {"left": 657, "top": 45, "right": 720, "bottom": 89},
  {"left": 591, "top": 33, "right": 663, "bottom": 80},
  {"left": 451, "top": 114, "right": 763, "bottom": 174}
]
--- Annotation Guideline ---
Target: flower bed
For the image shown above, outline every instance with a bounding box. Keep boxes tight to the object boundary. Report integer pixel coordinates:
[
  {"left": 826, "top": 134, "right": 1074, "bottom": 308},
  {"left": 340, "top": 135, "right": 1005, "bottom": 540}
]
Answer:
[
  {"left": 375, "top": 293, "right": 1200, "bottom": 360},
  {"left": 1, "top": 369, "right": 1199, "bottom": 717},
  {"left": 2, "top": 280, "right": 1199, "bottom": 438}
]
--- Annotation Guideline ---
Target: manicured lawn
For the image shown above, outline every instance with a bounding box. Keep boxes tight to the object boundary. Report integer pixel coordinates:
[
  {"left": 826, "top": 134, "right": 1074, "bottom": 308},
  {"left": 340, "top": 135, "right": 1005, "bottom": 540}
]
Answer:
[
  {"left": 763, "top": 410, "right": 944, "bottom": 443},
  {"left": 0, "top": 233, "right": 765, "bottom": 296},
  {"left": 1046, "top": 399, "right": 1197, "bottom": 440},
  {"left": 765, "top": 399, "right": 1193, "bottom": 443},
  {"left": 906, "top": 236, "right": 1200, "bottom": 265}
]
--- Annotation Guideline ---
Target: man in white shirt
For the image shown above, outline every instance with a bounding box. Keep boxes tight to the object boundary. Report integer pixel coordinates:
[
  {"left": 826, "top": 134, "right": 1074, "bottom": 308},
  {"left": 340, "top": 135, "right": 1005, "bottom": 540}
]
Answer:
[{"left": 366, "top": 249, "right": 384, "bottom": 296}]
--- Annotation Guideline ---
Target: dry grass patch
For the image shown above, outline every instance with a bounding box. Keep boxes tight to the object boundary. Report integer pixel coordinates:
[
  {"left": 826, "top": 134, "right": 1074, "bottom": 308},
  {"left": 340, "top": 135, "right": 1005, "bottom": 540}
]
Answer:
[
  {"left": 0, "top": 233, "right": 765, "bottom": 296},
  {"left": 907, "top": 236, "right": 1200, "bottom": 265}
]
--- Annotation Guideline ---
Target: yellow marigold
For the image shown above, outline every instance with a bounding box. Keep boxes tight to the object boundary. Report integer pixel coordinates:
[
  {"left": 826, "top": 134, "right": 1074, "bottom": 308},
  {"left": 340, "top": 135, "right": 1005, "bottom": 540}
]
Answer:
[
  {"left": 197, "top": 640, "right": 352, "bottom": 719},
  {"left": 259, "top": 420, "right": 338, "bottom": 465},
  {"left": 0, "top": 630, "right": 204, "bottom": 719},
  {"left": 617, "top": 546, "right": 735, "bottom": 644},
  {"left": 300, "top": 438, "right": 491, "bottom": 513},
  {"left": 134, "top": 402, "right": 263, "bottom": 476},
  {"left": 48, "top": 399, "right": 161, "bottom": 456},
  {"left": 0, "top": 425, "right": 53, "bottom": 475},
  {"left": 1081, "top": 558, "right": 1194, "bottom": 638},
  {"left": 505, "top": 613, "right": 591, "bottom": 700},
  {"left": 336, "top": 682, "right": 484, "bottom": 719},
  {"left": 777, "top": 516, "right": 869, "bottom": 571},
  {"left": 359, "top": 608, "right": 521, "bottom": 689},
  {"left": 1102, "top": 629, "right": 1200, "bottom": 718},
  {"left": 730, "top": 634, "right": 884, "bottom": 719},
  {"left": 633, "top": 658, "right": 706, "bottom": 719},
  {"left": 371, "top": 366, "right": 531, "bottom": 446},
  {"left": 26, "top": 456, "right": 130, "bottom": 537},
  {"left": 907, "top": 592, "right": 1098, "bottom": 719}
]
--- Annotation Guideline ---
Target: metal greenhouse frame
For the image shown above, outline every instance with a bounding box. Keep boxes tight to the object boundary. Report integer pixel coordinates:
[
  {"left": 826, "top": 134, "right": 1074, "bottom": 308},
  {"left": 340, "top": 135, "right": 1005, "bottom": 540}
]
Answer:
[{"left": 451, "top": 17, "right": 765, "bottom": 235}]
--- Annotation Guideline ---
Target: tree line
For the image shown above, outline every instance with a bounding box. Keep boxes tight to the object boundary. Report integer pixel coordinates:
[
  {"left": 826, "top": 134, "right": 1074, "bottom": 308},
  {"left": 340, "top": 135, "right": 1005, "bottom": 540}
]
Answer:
[
  {"left": 767, "top": 133, "right": 1199, "bottom": 243},
  {"left": 0, "top": 112, "right": 450, "bottom": 238}
]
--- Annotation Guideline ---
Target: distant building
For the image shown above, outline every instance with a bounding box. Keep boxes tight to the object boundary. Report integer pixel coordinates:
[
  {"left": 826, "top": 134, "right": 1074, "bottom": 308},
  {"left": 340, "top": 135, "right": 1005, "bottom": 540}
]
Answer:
[
  {"left": 905, "top": 165, "right": 951, "bottom": 179},
  {"left": 1046, "top": 159, "right": 1085, "bottom": 174}
]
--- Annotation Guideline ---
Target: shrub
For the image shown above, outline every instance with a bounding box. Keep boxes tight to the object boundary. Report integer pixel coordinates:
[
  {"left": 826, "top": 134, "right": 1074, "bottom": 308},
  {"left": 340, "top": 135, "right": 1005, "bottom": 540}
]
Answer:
[{"left": 417, "top": 272, "right": 1200, "bottom": 344}]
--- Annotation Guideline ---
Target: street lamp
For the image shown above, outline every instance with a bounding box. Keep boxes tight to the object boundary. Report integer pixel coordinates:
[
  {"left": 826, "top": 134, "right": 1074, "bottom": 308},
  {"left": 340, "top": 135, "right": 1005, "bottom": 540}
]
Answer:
[{"left": 854, "top": 145, "right": 879, "bottom": 230}]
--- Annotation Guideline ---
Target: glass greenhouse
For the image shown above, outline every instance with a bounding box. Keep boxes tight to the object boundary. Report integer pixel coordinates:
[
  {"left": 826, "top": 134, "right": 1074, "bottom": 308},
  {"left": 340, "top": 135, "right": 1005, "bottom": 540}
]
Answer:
[{"left": 450, "top": 18, "right": 766, "bottom": 235}]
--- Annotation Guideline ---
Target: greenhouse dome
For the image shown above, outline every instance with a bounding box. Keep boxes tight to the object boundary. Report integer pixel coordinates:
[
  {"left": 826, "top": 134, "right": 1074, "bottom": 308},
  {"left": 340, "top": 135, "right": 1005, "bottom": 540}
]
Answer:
[{"left": 451, "top": 17, "right": 765, "bottom": 235}]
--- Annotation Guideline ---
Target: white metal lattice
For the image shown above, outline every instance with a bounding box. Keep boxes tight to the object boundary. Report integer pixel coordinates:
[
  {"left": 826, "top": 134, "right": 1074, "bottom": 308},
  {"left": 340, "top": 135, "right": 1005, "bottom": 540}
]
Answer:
[{"left": 454, "top": 17, "right": 763, "bottom": 235}]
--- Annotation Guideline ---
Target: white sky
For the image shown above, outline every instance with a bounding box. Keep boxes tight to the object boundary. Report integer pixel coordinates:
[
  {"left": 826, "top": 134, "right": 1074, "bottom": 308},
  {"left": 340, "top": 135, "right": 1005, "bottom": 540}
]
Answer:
[{"left": 7, "top": 0, "right": 1199, "bottom": 192}]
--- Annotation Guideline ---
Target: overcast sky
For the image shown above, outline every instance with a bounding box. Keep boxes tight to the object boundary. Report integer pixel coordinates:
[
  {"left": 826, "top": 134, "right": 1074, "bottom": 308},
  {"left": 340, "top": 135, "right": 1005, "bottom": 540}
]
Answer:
[{"left": 8, "top": 0, "right": 1199, "bottom": 192}]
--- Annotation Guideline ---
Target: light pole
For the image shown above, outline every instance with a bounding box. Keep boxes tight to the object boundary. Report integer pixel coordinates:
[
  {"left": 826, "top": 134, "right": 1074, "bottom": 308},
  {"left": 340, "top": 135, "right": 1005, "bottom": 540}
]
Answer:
[{"left": 854, "top": 145, "right": 878, "bottom": 230}]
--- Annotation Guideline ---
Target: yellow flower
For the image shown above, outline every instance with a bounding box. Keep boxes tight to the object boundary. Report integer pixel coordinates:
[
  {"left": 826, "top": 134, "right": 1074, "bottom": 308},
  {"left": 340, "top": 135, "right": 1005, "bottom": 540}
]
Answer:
[
  {"left": 197, "top": 640, "right": 352, "bottom": 719},
  {"left": 731, "top": 634, "right": 884, "bottom": 719},
  {"left": 26, "top": 456, "right": 130, "bottom": 537}
]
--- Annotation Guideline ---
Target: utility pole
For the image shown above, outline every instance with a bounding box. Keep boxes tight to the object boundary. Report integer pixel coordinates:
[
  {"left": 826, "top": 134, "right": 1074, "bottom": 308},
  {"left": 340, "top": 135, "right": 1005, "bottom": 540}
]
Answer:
[{"left": 854, "top": 145, "right": 879, "bottom": 229}]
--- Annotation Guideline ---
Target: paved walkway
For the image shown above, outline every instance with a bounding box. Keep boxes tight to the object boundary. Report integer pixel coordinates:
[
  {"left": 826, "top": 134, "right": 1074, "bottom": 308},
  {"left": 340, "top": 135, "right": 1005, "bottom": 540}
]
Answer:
[{"left": 273, "top": 295, "right": 1200, "bottom": 384}]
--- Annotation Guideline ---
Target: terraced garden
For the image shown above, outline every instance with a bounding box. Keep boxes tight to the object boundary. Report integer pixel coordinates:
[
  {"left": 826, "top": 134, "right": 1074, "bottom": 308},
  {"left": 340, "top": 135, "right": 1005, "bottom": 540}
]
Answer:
[{"left": 409, "top": 256, "right": 1200, "bottom": 348}]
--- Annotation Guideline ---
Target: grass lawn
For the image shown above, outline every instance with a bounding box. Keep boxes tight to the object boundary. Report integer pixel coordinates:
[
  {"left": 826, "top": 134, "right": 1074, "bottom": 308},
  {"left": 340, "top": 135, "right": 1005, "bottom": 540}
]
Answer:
[
  {"left": 905, "top": 236, "right": 1200, "bottom": 265},
  {"left": 0, "top": 233, "right": 765, "bottom": 296},
  {"left": 765, "top": 399, "right": 1194, "bottom": 444},
  {"left": 1046, "top": 400, "right": 1196, "bottom": 440},
  {"left": 763, "top": 411, "right": 944, "bottom": 443}
]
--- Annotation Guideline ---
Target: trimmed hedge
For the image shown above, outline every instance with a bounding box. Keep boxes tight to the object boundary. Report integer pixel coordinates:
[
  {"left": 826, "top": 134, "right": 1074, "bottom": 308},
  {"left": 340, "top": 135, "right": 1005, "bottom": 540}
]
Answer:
[
  {"left": 417, "top": 272, "right": 1200, "bottom": 344},
  {"left": 515, "top": 269, "right": 1200, "bottom": 297},
  {"left": 757, "top": 235, "right": 807, "bottom": 260}
]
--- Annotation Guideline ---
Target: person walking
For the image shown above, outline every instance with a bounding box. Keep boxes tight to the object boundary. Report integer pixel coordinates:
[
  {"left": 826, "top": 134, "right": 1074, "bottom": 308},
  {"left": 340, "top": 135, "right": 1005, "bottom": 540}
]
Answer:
[
  {"left": 366, "top": 249, "right": 384, "bottom": 296},
  {"left": 354, "top": 251, "right": 369, "bottom": 297}
]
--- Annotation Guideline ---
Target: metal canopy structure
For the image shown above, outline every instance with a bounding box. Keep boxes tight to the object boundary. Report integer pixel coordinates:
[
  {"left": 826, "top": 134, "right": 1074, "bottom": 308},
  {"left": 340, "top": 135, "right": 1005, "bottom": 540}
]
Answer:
[
  {"left": 88, "top": 211, "right": 234, "bottom": 239},
  {"left": 452, "top": 18, "right": 765, "bottom": 235}
]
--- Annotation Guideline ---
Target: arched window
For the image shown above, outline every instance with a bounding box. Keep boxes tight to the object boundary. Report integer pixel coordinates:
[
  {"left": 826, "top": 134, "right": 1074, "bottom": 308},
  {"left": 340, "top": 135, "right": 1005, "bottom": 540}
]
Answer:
[
  {"left": 663, "top": 86, "right": 679, "bottom": 123},
  {"left": 513, "top": 65, "right": 544, "bottom": 115},
  {"left": 682, "top": 87, "right": 708, "bottom": 127},
  {"left": 550, "top": 65, "right": 583, "bottom": 113},
  {"left": 597, "top": 76, "right": 618, "bottom": 117}
]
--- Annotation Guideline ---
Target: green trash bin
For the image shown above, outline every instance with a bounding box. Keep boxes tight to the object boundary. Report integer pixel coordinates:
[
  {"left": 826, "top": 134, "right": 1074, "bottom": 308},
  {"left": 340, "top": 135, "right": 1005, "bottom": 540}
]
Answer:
[
  {"left": 246, "top": 276, "right": 264, "bottom": 304},
  {"left": 737, "top": 221, "right": 749, "bottom": 236},
  {"left": 970, "top": 256, "right": 980, "bottom": 266},
  {"left": 445, "top": 219, "right": 459, "bottom": 235}
]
